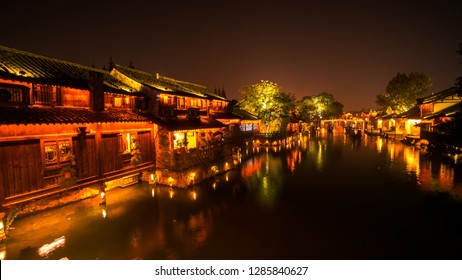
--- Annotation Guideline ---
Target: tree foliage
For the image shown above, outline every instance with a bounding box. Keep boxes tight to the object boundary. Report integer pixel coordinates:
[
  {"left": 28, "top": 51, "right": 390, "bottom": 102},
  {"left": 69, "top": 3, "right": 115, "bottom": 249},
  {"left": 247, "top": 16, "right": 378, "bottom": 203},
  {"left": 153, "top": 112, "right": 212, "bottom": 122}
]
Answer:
[
  {"left": 376, "top": 72, "right": 432, "bottom": 113},
  {"left": 295, "top": 92, "right": 344, "bottom": 121},
  {"left": 238, "top": 80, "right": 294, "bottom": 133}
]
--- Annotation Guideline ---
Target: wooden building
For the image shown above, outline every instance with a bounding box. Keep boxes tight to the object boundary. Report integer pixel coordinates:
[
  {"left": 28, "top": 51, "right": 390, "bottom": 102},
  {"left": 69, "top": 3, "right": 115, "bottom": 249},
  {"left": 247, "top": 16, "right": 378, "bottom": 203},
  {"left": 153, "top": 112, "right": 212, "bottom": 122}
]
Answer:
[
  {"left": 0, "top": 46, "right": 155, "bottom": 214},
  {"left": 109, "top": 65, "right": 240, "bottom": 187},
  {"left": 416, "top": 87, "right": 462, "bottom": 150}
]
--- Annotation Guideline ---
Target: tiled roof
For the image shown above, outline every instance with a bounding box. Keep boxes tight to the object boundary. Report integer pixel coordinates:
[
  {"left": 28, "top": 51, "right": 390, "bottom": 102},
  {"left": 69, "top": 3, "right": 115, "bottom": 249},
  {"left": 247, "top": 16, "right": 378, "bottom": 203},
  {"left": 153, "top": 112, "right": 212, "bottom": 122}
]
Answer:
[
  {"left": 113, "top": 64, "right": 227, "bottom": 100},
  {"left": 142, "top": 114, "right": 225, "bottom": 131},
  {"left": 231, "top": 106, "right": 259, "bottom": 120},
  {"left": 0, "top": 45, "right": 137, "bottom": 95},
  {"left": 395, "top": 105, "right": 420, "bottom": 118},
  {"left": 0, "top": 106, "right": 149, "bottom": 125},
  {"left": 212, "top": 111, "right": 243, "bottom": 120},
  {"left": 416, "top": 87, "right": 461, "bottom": 104}
]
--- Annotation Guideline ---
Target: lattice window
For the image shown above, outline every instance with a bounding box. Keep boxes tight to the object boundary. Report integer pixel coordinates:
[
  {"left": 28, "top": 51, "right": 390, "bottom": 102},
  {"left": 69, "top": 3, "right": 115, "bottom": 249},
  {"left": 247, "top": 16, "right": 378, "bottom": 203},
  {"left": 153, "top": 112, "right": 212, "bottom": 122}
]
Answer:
[{"left": 44, "top": 139, "right": 72, "bottom": 167}]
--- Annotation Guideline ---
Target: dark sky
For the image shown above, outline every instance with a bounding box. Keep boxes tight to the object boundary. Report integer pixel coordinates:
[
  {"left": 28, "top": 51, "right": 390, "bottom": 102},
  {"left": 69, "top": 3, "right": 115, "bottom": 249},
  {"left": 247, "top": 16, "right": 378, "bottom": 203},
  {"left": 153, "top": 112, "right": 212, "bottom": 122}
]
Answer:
[{"left": 2, "top": 0, "right": 461, "bottom": 111}]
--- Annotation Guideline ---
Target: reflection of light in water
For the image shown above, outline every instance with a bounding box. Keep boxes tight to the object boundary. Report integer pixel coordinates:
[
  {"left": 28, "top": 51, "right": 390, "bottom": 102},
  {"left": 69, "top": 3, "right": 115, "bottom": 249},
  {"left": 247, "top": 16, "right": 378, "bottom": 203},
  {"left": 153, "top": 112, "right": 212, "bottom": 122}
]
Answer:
[
  {"left": 169, "top": 188, "right": 174, "bottom": 199},
  {"left": 438, "top": 164, "right": 455, "bottom": 192},
  {"left": 316, "top": 142, "right": 323, "bottom": 169},
  {"left": 212, "top": 182, "right": 216, "bottom": 190},
  {"left": 404, "top": 147, "right": 420, "bottom": 177},
  {"left": 192, "top": 191, "right": 197, "bottom": 200},
  {"left": 225, "top": 174, "right": 229, "bottom": 182},
  {"left": 38, "top": 236, "right": 65, "bottom": 257},
  {"left": 101, "top": 209, "right": 107, "bottom": 219},
  {"left": 262, "top": 176, "right": 269, "bottom": 197},
  {"left": 151, "top": 187, "right": 155, "bottom": 198},
  {"left": 388, "top": 142, "right": 395, "bottom": 161},
  {"left": 376, "top": 138, "right": 383, "bottom": 153}
]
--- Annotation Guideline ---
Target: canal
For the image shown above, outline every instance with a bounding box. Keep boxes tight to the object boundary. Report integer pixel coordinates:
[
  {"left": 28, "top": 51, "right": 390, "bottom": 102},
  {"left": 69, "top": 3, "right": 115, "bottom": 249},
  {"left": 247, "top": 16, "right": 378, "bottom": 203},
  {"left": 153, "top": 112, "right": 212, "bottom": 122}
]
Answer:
[{"left": 4, "top": 132, "right": 462, "bottom": 260}]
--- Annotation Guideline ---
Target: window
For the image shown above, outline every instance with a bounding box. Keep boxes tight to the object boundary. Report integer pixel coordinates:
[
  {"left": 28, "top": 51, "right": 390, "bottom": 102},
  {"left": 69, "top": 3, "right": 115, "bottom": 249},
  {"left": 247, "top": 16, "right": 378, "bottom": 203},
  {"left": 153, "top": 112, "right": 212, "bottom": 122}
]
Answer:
[
  {"left": 44, "top": 139, "right": 72, "bottom": 167},
  {"left": 34, "top": 84, "right": 55, "bottom": 105},
  {"left": 119, "top": 133, "right": 137, "bottom": 153},
  {"left": 0, "top": 87, "right": 20, "bottom": 102}
]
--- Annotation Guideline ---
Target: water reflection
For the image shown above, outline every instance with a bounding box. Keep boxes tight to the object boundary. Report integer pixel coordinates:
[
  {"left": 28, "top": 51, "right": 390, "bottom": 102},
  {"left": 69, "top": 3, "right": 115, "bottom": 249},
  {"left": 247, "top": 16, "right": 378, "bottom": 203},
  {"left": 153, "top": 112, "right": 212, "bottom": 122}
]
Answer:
[
  {"left": 377, "top": 136, "right": 462, "bottom": 198},
  {"left": 5, "top": 134, "right": 462, "bottom": 260}
]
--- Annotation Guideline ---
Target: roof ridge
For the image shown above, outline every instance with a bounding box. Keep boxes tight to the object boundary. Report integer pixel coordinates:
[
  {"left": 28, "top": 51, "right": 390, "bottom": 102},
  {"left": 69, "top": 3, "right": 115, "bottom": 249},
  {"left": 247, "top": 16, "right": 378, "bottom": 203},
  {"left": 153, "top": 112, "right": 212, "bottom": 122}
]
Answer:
[{"left": 0, "top": 45, "right": 107, "bottom": 74}]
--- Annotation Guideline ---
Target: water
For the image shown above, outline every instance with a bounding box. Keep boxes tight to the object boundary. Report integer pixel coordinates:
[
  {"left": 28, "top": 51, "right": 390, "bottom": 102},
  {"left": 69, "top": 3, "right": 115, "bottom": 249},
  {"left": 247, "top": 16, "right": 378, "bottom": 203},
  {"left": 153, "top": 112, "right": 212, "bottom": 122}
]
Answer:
[{"left": 4, "top": 133, "right": 462, "bottom": 260}]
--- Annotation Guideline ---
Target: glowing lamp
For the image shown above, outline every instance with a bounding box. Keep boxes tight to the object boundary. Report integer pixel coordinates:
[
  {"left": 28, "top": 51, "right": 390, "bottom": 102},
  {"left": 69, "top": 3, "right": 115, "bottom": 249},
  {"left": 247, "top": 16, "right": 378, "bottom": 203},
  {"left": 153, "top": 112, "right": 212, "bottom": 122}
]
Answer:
[
  {"left": 149, "top": 173, "right": 156, "bottom": 185},
  {"left": 99, "top": 190, "right": 106, "bottom": 205}
]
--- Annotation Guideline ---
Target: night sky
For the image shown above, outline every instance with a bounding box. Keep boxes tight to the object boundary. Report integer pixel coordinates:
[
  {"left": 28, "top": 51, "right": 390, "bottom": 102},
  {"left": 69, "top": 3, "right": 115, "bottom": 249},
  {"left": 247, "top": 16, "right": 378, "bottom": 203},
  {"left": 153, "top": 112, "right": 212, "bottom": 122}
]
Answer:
[{"left": 2, "top": 1, "right": 461, "bottom": 111}]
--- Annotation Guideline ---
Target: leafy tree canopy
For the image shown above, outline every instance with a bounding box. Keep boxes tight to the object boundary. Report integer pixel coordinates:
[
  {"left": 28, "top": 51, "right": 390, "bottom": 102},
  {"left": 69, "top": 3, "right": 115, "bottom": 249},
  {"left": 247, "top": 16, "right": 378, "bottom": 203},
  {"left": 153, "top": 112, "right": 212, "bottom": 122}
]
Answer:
[
  {"left": 296, "top": 92, "right": 344, "bottom": 121},
  {"left": 238, "top": 80, "right": 294, "bottom": 133},
  {"left": 376, "top": 72, "right": 432, "bottom": 113}
]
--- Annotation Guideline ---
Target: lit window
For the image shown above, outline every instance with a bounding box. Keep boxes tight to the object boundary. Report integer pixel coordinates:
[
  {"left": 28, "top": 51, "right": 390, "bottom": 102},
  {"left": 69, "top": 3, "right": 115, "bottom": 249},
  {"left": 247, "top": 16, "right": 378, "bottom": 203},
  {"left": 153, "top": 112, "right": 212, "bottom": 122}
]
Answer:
[
  {"left": 114, "top": 97, "right": 122, "bottom": 107},
  {"left": 44, "top": 139, "right": 71, "bottom": 166},
  {"left": 120, "top": 133, "right": 137, "bottom": 153}
]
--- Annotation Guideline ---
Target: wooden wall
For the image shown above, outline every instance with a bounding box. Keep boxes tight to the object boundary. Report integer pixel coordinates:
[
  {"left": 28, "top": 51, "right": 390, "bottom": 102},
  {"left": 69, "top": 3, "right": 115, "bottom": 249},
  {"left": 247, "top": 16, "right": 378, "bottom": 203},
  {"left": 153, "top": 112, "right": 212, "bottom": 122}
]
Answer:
[
  {"left": 73, "top": 135, "right": 97, "bottom": 180},
  {"left": 0, "top": 139, "right": 42, "bottom": 198},
  {"left": 0, "top": 123, "right": 155, "bottom": 210}
]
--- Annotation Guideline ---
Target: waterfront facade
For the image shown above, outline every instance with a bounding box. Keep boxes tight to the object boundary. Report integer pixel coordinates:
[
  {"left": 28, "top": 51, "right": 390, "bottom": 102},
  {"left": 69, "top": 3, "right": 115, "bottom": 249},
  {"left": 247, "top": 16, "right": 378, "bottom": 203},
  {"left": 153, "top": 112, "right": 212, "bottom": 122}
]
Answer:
[
  {"left": 0, "top": 46, "right": 156, "bottom": 216},
  {"left": 0, "top": 46, "right": 250, "bottom": 219},
  {"left": 110, "top": 64, "right": 242, "bottom": 187}
]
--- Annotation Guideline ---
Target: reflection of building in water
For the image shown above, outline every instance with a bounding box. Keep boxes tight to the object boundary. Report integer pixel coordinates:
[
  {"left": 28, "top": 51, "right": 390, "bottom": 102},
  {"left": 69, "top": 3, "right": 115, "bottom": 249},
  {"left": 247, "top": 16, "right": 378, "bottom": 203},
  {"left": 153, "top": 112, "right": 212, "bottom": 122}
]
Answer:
[
  {"left": 286, "top": 149, "right": 302, "bottom": 174},
  {"left": 418, "top": 161, "right": 461, "bottom": 195},
  {"left": 376, "top": 138, "right": 384, "bottom": 154},
  {"left": 384, "top": 141, "right": 462, "bottom": 198},
  {"left": 403, "top": 146, "right": 420, "bottom": 177},
  {"left": 241, "top": 157, "right": 262, "bottom": 178}
]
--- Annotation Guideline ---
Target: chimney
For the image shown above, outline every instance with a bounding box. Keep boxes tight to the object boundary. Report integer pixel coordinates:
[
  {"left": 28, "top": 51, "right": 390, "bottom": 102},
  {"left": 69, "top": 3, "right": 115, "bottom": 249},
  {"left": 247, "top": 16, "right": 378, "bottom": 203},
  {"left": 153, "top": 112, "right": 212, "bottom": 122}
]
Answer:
[{"left": 89, "top": 71, "right": 105, "bottom": 112}]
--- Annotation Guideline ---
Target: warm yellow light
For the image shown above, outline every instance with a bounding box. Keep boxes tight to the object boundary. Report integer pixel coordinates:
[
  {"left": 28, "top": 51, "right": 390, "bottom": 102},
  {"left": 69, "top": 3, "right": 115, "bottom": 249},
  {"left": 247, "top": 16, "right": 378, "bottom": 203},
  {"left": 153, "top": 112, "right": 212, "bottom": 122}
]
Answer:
[
  {"left": 225, "top": 174, "right": 229, "bottom": 181},
  {"left": 0, "top": 221, "right": 3, "bottom": 230},
  {"left": 193, "top": 191, "right": 197, "bottom": 200},
  {"left": 126, "top": 133, "right": 131, "bottom": 152},
  {"left": 168, "top": 177, "right": 174, "bottom": 186},
  {"left": 101, "top": 209, "right": 107, "bottom": 219},
  {"left": 169, "top": 188, "right": 174, "bottom": 199},
  {"left": 0, "top": 250, "right": 5, "bottom": 260},
  {"left": 151, "top": 187, "right": 155, "bottom": 198},
  {"left": 100, "top": 192, "right": 105, "bottom": 198},
  {"left": 212, "top": 182, "right": 216, "bottom": 190}
]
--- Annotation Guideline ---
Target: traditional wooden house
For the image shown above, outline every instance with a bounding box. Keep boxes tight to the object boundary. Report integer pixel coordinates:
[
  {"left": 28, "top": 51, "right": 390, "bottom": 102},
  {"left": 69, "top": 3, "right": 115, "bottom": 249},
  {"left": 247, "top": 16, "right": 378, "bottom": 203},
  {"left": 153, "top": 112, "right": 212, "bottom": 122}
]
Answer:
[
  {"left": 417, "top": 87, "right": 462, "bottom": 150},
  {"left": 109, "top": 65, "right": 238, "bottom": 187},
  {"left": 0, "top": 46, "right": 155, "bottom": 215},
  {"left": 392, "top": 106, "right": 422, "bottom": 143}
]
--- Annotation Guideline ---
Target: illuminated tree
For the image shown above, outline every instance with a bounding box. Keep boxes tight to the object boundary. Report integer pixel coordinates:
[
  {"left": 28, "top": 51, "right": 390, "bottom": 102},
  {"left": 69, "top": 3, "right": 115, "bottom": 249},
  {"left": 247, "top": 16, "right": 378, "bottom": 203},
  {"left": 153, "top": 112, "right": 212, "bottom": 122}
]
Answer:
[
  {"left": 376, "top": 72, "right": 432, "bottom": 113},
  {"left": 296, "top": 92, "right": 343, "bottom": 121},
  {"left": 238, "top": 80, "right": 294, "bottom": 134}
]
